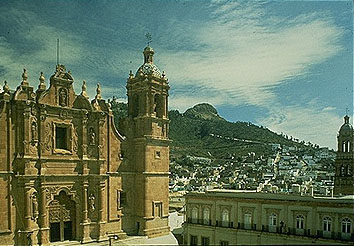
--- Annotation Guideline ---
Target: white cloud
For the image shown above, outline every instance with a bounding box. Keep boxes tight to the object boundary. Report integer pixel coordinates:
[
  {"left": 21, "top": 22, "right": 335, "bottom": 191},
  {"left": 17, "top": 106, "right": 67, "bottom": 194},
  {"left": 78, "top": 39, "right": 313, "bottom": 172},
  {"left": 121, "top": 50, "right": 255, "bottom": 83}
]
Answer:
[
  {"left": 159, "top": 6, "right": 343, "bottom": 107},
  {"left": 257, "top": 104, "right": 343, "bottom": 149},
  {"left": 158, "top": 1, "right": 345, "bottom": 148}
]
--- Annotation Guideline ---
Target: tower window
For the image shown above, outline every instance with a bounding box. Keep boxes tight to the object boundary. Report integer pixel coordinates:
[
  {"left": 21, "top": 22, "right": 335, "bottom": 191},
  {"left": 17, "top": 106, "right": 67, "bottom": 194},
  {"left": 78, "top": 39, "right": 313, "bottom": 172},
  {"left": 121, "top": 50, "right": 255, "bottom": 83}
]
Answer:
[
  {"left": 56, "top": 126, "right": 69, "bottom": 150},
  {"left": 155, "top": 150, "right": 161, "bottom": 159}
]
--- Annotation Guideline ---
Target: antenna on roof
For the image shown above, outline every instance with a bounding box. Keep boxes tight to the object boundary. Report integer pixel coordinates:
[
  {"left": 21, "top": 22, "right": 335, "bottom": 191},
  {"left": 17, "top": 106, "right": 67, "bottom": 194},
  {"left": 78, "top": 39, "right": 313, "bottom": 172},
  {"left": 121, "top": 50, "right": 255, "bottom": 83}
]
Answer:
[{"left": 56, "top": 38, "right": 60, "bottom": 65}]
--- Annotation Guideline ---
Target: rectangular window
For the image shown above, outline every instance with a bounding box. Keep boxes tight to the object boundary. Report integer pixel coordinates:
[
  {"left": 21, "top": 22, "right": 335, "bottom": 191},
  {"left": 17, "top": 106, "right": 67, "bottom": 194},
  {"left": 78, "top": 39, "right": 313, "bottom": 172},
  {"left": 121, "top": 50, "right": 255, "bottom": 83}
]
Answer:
[
  {"left": 56, "top": 126, "right": 68, "bottom": 150},
  {"left": 190, "top": 235, "right": 198, "bottom": 246},
  {"left": 155, "top": 150, "right": 161, "bottom": 159},
  {"left": 120, "top": 192, "right": 127, "bottom": 206},
  {"left": 201, "top": 237, "right": 210, "bottom": 246},
  {"left": 220, "top": 241, "right": 229, "bottom": 246}
]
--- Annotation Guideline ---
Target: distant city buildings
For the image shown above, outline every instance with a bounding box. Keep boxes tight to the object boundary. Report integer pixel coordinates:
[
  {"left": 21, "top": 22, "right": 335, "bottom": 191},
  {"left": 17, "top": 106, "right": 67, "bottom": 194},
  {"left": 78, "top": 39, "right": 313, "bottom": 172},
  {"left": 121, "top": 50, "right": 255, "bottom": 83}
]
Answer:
[{"left": 176, "top": 115, "right": 354, "bottom": 245}]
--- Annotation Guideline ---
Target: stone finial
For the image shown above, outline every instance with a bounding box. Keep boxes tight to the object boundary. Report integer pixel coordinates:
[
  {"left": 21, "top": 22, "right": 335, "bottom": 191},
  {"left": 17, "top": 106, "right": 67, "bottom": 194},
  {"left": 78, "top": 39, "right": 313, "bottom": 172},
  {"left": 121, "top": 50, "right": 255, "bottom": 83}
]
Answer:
[
  {"left": 3, "top": 80, "right": 10, "bottom": 94},
  {"left": 81, "top": 80, "right": 89, "bottom": 99},
  {"left": 21, "top": 68, "right": 29, "bottom": 86},
  {"left": 38, "top": 72, "right": 46, "bottom": 91},
  {"left": 95, "top": 83, "right": 102, "bottom": 100},
  {"left": 129, "top": 70, "right": 134, "bottom": 79}
]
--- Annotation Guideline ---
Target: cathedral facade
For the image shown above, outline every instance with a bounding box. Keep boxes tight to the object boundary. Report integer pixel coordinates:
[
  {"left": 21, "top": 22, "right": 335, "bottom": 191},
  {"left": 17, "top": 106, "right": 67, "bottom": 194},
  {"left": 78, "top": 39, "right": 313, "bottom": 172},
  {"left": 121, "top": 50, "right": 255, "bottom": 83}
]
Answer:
[
  {"left": 334, "top": 115, "right": 354, "bottom": 195},
  {"left": 0, "top": 46, "right": 170, "bottom": 245}
]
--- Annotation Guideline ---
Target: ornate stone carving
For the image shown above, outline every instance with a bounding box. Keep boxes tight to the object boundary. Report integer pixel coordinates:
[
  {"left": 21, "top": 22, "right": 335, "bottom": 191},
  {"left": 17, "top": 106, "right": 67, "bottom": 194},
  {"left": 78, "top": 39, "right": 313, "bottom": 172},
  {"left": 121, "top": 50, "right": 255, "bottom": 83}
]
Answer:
[
  {"left": 44, "top": 122, "right": 52, "bottom": 152},
  {"left": 89, "top": 193, "right": 95, "bottom": 212},
  {"left": 73, "top": 125, "right": 79, "bottom": 153},
  {"left": 31, "top": 121, "right": 37, "bottom": 141},
  {"left": 58, "top": 88, "right": 68, "bottom": 107},
  {"left": 59, "top": 110, "right": 68, "bottom": 119},
  {"left": 89, "top": 128, "right": 96, "bottom": 145},
  {"left": 32, "top": 193, "right": 39, "bottom": 222}
]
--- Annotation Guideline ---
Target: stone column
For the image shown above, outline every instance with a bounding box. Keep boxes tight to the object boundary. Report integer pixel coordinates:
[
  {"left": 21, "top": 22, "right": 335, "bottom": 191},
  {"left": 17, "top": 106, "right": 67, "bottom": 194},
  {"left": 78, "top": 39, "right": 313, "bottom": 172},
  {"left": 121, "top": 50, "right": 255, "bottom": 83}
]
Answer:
[
  {"left": 83, "top": 183, "right": 88, "bottom": 223},
  {"left": 162, "top": 95, "right": 167, "bottom": 118},
  {"left": 81, "top": 182, "right": 90, "bottom": 243},
  {"left": 99, "top": 181, "right": 105, "bottom": 223},
  {"left": 25, "top": 188, "right": 32, "bottom": 230},
  {"left": 97, "top": 181, "right": 107, "bottom": 241},
  {"left": 39, "top": 187, "right": 50, "bottom": 245}
]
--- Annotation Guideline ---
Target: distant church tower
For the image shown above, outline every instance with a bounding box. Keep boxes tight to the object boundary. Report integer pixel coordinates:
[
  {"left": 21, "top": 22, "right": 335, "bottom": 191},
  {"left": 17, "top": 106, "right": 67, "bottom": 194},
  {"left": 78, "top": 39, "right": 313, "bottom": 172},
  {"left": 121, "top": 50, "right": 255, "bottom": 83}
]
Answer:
[
  {"left": 334, "top": 115, "right": 354, "bottom": 195},
  {"left": 121, "top": 45, "right": 170, "bottom": 237}
]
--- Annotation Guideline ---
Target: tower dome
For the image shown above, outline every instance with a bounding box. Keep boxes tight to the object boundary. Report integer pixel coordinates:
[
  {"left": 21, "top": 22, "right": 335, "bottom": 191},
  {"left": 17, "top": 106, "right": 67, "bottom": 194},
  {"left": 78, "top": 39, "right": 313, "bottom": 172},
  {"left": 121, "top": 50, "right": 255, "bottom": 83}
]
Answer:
[
  {"left": 135, "top": 45, "right": 163, "bottom": 78},
  {"left": 339, "top": 115, "right": 353, "bottom": 133}
]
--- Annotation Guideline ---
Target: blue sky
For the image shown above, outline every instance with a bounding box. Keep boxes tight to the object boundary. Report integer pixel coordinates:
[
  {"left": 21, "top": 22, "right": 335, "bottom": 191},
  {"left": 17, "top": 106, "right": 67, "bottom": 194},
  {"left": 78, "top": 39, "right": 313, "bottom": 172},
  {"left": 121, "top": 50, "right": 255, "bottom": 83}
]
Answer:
[{"left": 0, "top": 0, "right": 352, "bottom": 149}]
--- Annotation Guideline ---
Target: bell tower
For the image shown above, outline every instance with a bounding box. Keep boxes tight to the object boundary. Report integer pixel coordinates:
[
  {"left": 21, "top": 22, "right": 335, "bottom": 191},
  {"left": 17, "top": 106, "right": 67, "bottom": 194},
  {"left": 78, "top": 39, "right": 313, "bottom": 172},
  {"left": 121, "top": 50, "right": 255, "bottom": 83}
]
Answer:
[
  {"left": 334, "top": 115, "right": 354, "bottom": 195},
  {"left": 122, "top": 45, "right": 170, "bottom": 237}
]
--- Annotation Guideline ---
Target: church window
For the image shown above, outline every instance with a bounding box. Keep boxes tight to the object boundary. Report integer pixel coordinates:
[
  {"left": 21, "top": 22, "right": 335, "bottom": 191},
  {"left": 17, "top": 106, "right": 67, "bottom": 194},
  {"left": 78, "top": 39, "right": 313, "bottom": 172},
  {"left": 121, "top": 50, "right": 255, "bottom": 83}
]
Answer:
[
  {"left": 56, "top": 126, "right": 69, "bottom": 150},
  {"left": 296, "top": 215, "right": 305, "bottom": 229},
  {"left": 221, "top": 209, "right": 229, "bottom": 227},
  {"left": 120, "top": 192, "right": 127, "bottom": 206},
  {"left": 342, "top": 218, "right": 351, "bottom": 234},
  {"left": 323, "top": 217, "right": 332, "bottom": 232},
  {"left": 190, "top": 235, "right": 198, "bottom": 246},
  {"left": 220, "top": 241, "right": 229, "bottom": 246},
  {"left": 244, "top": 211, "right": 252, "bottom": 229},
  {"left": 132, "top": 94, "right": 139, "bottom": 117},
  {"left": 203, "top": 208, "right": 210, "bottom": 225},
  {"left": 201, "top": 236, "right": 210, "bottom": 246},
  {"left": 153, "top": 202, "right": 162, "bottom": 217},
  {"left": 191, "top": 207, "right": 198, "bottom": 223}
]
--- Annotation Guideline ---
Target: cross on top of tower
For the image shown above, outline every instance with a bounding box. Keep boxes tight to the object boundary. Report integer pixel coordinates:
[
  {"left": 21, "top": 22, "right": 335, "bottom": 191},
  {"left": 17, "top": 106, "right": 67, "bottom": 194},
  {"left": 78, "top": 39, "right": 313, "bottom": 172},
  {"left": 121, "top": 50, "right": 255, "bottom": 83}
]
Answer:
[{"left": 145, "top": 33, "right": 152, "bottom": 46}]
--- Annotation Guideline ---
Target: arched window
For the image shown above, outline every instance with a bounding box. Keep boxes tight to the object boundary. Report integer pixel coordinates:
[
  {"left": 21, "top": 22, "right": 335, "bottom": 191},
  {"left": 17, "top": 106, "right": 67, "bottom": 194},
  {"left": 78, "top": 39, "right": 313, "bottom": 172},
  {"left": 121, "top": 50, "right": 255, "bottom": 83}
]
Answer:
[
  {"left": 342, "top": 218, "right": 351, "bottom": 234},
  {"left": 203, "top": 208, "right": 210, "bottom": 225},
  {"left": 221, "top": 209, "right": 229, "bottom": 227},
  {"left": 269, "top": 213, "right": 277, "bottom": 226},
  {"left": 191, "top": 207, "right": 198, "bottom": 223},
  {"left": 323, "top": 217, "right": 332, "bottom": 232},
  {"left": 244, "top": 211, "right": 252, "bottom": 229},
  {"left": 347, "top": 141, "right": 351, "bottom": 152},
  {"left": 296, "top": 215, "right": 305, "bottom": 229}
]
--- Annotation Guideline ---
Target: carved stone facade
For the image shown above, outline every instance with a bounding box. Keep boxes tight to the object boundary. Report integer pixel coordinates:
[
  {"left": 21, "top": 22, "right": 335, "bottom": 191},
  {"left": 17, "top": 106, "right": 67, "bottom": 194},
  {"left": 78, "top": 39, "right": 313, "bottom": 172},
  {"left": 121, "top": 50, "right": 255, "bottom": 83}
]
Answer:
[{"left": 0, "top": 46, "right": 170, "bottom": 245}]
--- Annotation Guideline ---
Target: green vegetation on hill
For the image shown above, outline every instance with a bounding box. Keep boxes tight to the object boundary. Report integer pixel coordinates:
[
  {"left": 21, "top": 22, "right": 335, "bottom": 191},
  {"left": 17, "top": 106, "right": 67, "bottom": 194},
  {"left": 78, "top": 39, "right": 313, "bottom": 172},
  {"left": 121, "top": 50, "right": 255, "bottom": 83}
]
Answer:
[{"left": 110, "top": 101, "right": 313, "bottom": 160}]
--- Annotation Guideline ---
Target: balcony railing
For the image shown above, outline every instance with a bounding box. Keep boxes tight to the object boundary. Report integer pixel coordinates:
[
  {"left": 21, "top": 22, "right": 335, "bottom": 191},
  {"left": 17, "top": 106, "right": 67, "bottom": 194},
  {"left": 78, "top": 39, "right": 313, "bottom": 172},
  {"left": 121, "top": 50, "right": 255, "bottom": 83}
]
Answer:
[{"left": 186, "top": 218, "right": 354, "bottom": 241}]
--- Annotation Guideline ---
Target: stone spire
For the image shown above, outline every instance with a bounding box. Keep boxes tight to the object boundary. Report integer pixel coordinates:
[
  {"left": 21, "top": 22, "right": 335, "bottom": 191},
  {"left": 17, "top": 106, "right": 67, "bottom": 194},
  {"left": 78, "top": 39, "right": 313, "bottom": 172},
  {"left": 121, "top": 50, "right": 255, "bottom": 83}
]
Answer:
[
  {"left": 38, "top": 72, "right": 46, "bottom": 91},
  {"left": 95, "top": 83, "right": 102, "bottom": 100},
  {"left": 81, "top": 80, "right": 89, "bottom": 99},
  {"left": 3, "top": 80, "right": 10, "bottom": 94},
  {"left": 21, "top": 68, "right": 29, "bottom": 86}
]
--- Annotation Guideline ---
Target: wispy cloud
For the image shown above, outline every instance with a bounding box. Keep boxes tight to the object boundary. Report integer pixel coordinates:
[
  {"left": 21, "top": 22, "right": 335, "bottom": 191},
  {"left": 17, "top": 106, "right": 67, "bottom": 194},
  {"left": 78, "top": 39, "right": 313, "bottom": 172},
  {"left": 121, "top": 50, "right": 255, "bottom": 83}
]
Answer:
[
  {"left": 157, "top": 1, "right": 346, "bottom": 148},
  {"left": 160, "top": 2, "right": 343, "bottom": 108},
  {"left": 257, "top": 104, "right": 343, "bottom": 149}
]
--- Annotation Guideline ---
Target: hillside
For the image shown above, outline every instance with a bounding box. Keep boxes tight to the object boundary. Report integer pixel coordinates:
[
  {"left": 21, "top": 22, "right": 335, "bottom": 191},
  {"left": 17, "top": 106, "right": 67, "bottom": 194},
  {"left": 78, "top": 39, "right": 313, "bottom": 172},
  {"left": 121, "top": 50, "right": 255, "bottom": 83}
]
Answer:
[{"left": 110, "top": 101, "right": 314, "bottom": 160}]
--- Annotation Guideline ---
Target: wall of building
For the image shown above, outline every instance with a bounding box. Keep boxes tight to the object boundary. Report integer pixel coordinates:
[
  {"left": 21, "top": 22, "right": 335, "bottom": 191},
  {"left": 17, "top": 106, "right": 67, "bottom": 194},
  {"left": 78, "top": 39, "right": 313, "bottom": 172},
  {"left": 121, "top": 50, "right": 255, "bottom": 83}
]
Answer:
[{"left": 184, "top": 191, "right": 354, "bottom": 245}]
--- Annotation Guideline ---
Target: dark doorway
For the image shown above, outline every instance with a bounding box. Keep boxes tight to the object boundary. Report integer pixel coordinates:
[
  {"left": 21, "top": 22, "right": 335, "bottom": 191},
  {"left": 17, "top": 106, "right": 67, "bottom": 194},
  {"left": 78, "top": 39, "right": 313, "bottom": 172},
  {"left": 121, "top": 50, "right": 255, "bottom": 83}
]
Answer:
[
  {"left": 49, "top": 191, "right": 76, "bottom": 242},
  {"left": 50, "top": 222, "right": 60, "bottom": 242}
]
